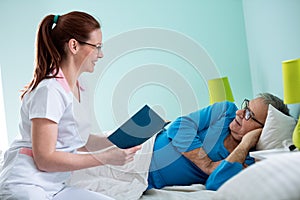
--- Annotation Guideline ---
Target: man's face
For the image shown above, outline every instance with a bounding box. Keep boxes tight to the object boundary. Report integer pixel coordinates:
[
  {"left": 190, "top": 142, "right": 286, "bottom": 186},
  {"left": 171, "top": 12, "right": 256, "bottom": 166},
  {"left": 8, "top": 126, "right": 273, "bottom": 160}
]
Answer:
[{"left": 229, "top": 97, "right": 268, "bottom": 141}]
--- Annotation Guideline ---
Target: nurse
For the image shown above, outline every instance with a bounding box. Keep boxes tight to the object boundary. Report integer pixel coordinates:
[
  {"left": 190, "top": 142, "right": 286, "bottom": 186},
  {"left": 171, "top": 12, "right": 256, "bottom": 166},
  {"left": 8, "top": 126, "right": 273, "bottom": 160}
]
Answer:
[{"left": 0, "top": 11, "right": 141, "bottom": 200}]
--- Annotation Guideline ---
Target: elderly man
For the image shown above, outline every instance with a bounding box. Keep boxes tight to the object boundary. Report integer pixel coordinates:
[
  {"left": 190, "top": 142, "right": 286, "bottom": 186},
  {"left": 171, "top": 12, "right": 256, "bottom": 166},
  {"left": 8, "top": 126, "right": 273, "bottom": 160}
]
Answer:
[{"left": 147, "top": 93, "right": 290, "bottom": 190}]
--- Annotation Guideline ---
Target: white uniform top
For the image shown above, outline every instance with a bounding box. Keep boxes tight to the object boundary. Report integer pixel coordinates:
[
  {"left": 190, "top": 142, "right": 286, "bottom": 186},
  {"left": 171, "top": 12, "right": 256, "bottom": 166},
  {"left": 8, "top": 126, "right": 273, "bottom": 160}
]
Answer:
[{"left": 0, "top": 69, "right": 92, "bottom": 198}]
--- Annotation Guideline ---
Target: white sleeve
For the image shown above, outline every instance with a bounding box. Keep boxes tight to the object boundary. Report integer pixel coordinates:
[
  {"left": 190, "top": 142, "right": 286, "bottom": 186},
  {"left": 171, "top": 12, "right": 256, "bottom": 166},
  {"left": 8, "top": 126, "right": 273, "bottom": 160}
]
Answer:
[{"left": 28, "top": 85, "right": 68, "bottom": 123}]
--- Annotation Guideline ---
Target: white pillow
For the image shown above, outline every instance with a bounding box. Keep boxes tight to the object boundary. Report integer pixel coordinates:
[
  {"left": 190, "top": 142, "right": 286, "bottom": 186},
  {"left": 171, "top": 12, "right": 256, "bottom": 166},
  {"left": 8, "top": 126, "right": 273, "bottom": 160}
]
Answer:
[
  {"left": 213, "top": 152, "right": 300, "bottom": 200},
  {"left": 256, "top": 104, "right": 296, "bottom": 150}
]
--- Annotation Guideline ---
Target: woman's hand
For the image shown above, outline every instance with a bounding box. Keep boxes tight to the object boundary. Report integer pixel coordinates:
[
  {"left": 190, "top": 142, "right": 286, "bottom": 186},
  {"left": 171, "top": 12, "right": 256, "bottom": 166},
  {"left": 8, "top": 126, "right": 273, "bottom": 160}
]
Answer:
[{"left": 95, "top": 145, "right": 142, "bottom": 166}]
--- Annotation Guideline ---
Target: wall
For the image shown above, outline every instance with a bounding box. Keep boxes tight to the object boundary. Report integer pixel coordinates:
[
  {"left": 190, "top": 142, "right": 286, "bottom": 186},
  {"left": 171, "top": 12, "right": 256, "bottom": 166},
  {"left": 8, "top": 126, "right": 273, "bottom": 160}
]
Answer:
[
  {"left": 0, "top": 67, "right": 8, "bottom": 150},
  {"left": 243, "top": 0, "right": 300, "bottom": 118},
  {"left": 0, "top": 0, "right": 251, "bottom": 144}
]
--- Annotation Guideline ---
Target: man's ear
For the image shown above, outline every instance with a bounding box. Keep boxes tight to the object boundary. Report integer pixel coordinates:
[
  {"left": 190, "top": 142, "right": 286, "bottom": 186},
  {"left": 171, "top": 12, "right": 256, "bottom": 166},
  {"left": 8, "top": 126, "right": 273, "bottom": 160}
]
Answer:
[{"left": 68, "top": 39, "right": 78, "bottom": 54}]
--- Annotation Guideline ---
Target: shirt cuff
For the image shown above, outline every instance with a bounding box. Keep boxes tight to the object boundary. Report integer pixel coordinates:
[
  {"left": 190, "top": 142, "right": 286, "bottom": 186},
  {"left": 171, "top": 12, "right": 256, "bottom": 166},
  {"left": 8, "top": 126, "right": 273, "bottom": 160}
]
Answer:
[{"left": 205, "top": 160, "right": 243, "bottom": 191}]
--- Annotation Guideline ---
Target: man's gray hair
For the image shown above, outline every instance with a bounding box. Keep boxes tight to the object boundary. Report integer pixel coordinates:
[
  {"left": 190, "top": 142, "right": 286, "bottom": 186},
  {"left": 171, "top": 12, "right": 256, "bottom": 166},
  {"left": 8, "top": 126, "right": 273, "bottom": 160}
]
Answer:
[{"left": 258, "top": 93, "right": 290, "bottom": 116}]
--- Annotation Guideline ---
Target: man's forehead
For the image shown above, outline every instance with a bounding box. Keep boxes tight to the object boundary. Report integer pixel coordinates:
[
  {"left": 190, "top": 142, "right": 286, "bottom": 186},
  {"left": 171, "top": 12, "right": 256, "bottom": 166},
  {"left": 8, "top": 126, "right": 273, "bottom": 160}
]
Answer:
[{"left": 250, "top": 98, "right": 268, "bottom": 116}]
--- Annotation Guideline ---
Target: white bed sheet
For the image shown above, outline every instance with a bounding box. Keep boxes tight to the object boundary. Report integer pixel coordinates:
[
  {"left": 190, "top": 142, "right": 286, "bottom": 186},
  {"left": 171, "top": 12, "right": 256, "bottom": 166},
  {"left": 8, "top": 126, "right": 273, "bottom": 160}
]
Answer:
[
  {"left": 68, "top": 136, "right": 215, "bottom": 200},
  {"left": 0, "top": 141, "right": 215, "bottom": 200},
  {"left": 141, "top": 184, "right": 215, "bottom": 200}
]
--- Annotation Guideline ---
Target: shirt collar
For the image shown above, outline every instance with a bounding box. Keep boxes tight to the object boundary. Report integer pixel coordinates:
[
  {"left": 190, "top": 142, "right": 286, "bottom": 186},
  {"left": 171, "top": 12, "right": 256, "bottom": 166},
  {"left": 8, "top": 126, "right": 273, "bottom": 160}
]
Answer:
[{"left": 54, "top": 68, "right": 85, "bottom": 93}]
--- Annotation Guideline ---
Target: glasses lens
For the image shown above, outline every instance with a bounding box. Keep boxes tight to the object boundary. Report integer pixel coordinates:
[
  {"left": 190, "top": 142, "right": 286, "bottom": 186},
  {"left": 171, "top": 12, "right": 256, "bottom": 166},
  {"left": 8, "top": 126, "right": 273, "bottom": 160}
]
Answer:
[
  {"left": 96, "top": 44, "right": 102, "bottom": 53},
  {"left": 241, "top": 99, "right": 248, "bottom": 109},
  {"left": 244, "top": 109, "right": 251, "bottom": 120}
]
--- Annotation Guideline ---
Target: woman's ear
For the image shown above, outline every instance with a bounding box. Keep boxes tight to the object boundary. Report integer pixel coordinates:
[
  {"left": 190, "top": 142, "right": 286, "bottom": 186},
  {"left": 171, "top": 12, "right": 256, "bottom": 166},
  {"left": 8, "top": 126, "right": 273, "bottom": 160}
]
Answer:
[{"left": 68, "top": 39, "right": 78, "bottom": 54}]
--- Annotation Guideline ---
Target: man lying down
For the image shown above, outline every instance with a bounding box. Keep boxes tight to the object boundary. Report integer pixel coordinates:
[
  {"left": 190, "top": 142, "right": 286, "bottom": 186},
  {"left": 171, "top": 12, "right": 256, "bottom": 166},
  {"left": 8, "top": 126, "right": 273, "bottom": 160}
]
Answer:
[
  {"left": 147, "top": 93, "right": 290, "bottom": 190},
  {"left": 69, "top": 93, "right": 291, "bottom": 199}
]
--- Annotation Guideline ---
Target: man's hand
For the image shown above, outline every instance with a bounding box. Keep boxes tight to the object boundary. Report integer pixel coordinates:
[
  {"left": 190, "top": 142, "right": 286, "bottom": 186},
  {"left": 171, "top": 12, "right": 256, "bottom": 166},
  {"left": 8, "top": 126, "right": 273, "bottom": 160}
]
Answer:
[
  {"left": 226, "top": 128, "right": 262, "bottom": 164},
  {"left": 241, "top": 128, "right": 263, "bottom": 149}
]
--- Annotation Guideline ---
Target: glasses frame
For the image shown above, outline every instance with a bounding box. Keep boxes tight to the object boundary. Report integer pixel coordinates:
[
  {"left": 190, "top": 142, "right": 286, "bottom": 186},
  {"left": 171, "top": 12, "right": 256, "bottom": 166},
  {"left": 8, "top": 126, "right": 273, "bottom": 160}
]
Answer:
[
  {"left": 77, "top": 40, "right": 103, "bottom": 54},
  {"left": 241, "top": 99, "right": 264, "bottom": 127}
]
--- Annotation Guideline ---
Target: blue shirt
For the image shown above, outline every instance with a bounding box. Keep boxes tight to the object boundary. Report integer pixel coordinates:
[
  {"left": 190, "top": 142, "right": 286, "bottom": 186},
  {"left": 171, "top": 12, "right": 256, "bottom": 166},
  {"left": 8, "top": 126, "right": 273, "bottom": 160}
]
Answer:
[{"left": 147, "top": 101, "right": 254, "bottom": 190}]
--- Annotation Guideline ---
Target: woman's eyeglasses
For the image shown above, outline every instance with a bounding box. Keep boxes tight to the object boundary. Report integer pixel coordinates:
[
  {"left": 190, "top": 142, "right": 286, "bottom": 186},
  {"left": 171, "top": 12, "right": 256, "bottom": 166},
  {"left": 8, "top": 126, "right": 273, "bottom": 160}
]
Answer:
[
  {"left": 77, "top": 40, "right": 102, "bottom": 54},
  {"left": 241, "top": 99, "right": 264, "bottom": 127}
]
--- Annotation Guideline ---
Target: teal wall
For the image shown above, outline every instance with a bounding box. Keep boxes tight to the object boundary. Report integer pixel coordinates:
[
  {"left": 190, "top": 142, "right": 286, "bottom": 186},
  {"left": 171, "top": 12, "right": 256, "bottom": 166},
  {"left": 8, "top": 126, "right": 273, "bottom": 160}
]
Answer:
[
  {"left": 0, "top": 0, "right": 252, "bottom": 144},
  {"left": 243, "top": 0, "right": 300, "bottom": 118}
]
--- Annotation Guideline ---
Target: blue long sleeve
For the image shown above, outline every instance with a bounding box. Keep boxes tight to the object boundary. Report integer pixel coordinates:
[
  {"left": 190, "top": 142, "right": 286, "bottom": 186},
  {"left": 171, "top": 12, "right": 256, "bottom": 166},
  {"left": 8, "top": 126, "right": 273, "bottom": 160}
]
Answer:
[
  {"left": 205, "top": 160, "right": 243, "bottom": 191},
  {"left": 166, "top": 101, "right": 237, "bottom": 153}
]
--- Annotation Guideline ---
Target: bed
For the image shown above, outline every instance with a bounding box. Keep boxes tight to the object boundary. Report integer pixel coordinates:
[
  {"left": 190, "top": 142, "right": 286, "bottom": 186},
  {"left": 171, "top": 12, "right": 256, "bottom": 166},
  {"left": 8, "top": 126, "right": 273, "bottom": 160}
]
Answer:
[
  {"left": 67, "top": 146, "right": 300, "bottom": 200},
  {"left": 67, "top": 137, "right": 216, "bottom": 200},
  {"left": 1, "top": 149, "right": 299, "bottom": 200},
  {"left": 1, "top": 104, "right": 300, "bottom": 199},
  {"left": 67, "top": 103, "right": 300, "bottom": 200},
  {"left": 68, "top": 149, "right": 300, "bottom": 200}
]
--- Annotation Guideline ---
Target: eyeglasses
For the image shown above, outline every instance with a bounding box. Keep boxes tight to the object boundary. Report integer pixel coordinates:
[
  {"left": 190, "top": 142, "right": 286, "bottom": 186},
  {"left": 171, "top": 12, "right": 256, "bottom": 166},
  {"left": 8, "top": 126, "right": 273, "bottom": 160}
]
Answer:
[
  {"left": 77, "top": 40, "right": 103, "bottom": 54},
  {"left": 241, "top": 99, "right": 264, "bottom": 127}
]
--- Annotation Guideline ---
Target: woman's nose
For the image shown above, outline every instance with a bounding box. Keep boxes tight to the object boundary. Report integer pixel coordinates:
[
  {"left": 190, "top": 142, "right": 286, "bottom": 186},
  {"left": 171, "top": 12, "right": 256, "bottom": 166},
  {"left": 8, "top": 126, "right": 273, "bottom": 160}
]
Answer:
[{"left": 98, "top": 50, "right": 103, "bottom": 58}]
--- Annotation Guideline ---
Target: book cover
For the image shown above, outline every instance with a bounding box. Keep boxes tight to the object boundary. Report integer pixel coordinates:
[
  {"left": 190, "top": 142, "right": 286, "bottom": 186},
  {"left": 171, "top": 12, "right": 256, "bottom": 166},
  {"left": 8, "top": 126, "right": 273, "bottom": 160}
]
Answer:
[{"left": 108, "top": 105, "right": 170, "bottom": 149}]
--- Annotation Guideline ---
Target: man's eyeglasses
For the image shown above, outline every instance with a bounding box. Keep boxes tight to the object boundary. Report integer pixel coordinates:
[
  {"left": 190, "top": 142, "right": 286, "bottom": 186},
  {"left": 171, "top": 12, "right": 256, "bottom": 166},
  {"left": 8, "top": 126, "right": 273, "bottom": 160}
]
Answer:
[
  {"left": 241, "top": 99, "right": 264, "bottom": 127},
  {"left": 77, "top": 40, "right": 103, "bottom": 54}
]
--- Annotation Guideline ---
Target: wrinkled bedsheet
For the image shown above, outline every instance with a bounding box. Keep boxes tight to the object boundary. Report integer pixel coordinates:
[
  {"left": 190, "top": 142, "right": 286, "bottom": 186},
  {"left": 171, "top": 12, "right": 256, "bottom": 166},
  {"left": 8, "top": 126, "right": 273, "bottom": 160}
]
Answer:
[
  {"left": 68, "top": 137, "right": 215, "bottom": 200},
  {"left": 0, "top": 139, "right": 214, "bottom": 200},
  {"left": 68, "top": 137, "right": 154, "bottom": 200}
]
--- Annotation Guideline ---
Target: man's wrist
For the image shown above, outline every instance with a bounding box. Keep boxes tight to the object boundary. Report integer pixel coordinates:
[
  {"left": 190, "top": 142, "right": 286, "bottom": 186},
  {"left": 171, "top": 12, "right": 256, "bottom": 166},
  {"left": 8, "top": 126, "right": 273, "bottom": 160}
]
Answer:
[
  {"left": 239, "top": 140, "right": 252, "bottom": 152},
  {"left": 226, "top": 143, "right": 249, "bottom": 164}
]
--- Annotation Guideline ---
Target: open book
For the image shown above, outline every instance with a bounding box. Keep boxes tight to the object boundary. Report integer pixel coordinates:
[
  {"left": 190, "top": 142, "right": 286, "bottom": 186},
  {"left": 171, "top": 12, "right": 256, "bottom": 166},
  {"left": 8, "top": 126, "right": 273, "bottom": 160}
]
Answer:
[{"left": 108, "top": 105, "right": 170, "bottom": 149}]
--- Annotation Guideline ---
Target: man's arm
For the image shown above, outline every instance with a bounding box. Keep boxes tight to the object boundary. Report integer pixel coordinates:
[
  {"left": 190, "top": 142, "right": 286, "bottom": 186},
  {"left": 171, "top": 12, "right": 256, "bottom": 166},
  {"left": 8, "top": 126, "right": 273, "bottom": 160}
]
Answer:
[
  {"left": 182, "top": 128, "right": 262, "bottom": 175},
  {"left": 206, "top": 128, "right": 262, "bottom": 190},
  {"left": 182, "top": 148, "right": 221, "bottom": 175},
  {"left": 226, "top": 128, "right": 262, "bottom": 164}
]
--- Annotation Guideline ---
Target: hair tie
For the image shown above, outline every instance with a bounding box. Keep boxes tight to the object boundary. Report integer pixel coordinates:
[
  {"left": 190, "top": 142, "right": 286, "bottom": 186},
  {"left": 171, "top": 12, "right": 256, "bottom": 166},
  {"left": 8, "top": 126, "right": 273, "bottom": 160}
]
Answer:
[{"left": 53, "top": 15, "right": 60, "bottom": 24}]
